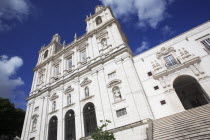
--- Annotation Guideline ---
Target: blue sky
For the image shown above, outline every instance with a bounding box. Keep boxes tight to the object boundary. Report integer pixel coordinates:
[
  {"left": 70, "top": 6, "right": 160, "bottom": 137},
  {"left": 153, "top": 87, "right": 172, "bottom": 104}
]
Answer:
[{"left": 0, "top": 0, "right": 209, "bottom": 110}]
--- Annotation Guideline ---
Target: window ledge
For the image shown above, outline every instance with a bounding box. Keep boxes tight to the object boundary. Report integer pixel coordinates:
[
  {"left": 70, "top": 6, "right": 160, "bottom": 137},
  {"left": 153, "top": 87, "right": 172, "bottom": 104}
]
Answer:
[
  {"left": 48, "top": 109, "right": 58, "bottom": 115},
  {"left": 80, "top": 95, "right": 95, "bottom": 102},
  {"left": 63, "top": 103, "right": 75, "bottom": 109},
  {"left": 99, "top": 45, "right": 111, "bottom": 52},
  {"left": 30, "top": 130, "right": 37, "bottom": 133},
  {"left": 112, "top": 99, "right": 126, "bottom": 105}
]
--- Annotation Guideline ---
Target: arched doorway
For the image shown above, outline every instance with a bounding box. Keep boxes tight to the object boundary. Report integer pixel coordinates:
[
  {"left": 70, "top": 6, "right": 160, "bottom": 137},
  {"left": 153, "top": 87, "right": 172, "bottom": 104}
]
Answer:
[
  {"left": 65, "top": 110, "right": 76, "bottom": 140},
  {"left": 83, "top": 102, "right": 97, "bottom": 136},
  {"left": 48, "top": 116, "right": 58, "bottom": 140},
  {"left": 173, "top": 75, "right": 209, "bottom": 110}
]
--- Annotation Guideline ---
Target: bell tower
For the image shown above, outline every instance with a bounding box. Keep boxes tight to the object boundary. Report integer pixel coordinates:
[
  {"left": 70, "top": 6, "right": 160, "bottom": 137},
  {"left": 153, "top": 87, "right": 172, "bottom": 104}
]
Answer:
[{"left": 85, "top": 5, "right": 115, "bottom": 32}]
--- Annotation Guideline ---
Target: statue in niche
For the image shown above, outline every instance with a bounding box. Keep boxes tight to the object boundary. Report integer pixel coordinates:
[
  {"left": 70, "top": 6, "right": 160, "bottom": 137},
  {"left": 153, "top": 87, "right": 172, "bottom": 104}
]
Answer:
[
  {"left": 101, "top": 38, "right": 107, "bottom": 48},
  {"left": 112, "top": 86, "right": 122, "bottom": 102},
  {"left": 85, "top": 87, "right": 89, "bottom": 97}
]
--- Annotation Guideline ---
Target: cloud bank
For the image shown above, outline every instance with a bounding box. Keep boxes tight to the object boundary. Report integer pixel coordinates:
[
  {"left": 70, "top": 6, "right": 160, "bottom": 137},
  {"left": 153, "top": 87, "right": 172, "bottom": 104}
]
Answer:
[
  {"left": 0, "top": 0, "right": 31, "bottom": 31},
  {"left": 100, "top": 0, "right": 174, "bottom": 28},
  {"left": 0, "top": 55, "right": 24, "bottom": 98}
]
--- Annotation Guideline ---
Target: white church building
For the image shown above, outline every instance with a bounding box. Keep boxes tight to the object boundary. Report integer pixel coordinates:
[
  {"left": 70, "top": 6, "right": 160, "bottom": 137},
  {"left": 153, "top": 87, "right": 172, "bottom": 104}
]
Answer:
[{"left": 21, "top": 5, "right": 210, "bottom": 140}]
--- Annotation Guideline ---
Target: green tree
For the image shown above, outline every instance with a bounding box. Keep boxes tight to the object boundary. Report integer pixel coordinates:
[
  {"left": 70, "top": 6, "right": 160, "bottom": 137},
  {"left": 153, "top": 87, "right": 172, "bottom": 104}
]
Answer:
[
  {"left": 91, "top": 120, "right": 115, "bottom": 140},
  {"left": 0, "top": 98, "right": 25, "bottom": 140}
]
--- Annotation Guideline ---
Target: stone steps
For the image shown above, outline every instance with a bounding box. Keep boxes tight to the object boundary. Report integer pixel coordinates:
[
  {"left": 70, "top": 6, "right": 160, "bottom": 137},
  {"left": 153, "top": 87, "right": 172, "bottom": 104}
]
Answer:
[{"left": 152, "top": 104, "right": 210, "bottom": 140}]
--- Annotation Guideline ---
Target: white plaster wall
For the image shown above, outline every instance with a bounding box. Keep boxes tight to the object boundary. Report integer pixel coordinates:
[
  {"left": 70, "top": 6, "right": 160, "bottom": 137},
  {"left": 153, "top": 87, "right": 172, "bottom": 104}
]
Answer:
[{"left": 134, "top": 21, "right": 210, "bottom": 119}]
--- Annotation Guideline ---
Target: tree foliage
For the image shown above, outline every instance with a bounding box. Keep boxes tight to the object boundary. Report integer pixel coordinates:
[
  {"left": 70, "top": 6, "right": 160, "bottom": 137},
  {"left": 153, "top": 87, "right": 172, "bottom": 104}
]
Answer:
[
  {"left": 91, "top": 120, "right": 115, "bottom": 140},
  {"left": 0, "top": 98, "right": 25, "bottom": 140}
]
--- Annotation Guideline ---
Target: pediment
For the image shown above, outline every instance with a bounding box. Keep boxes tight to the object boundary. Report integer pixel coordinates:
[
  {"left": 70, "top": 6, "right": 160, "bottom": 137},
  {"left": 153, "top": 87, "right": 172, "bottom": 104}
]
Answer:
[
  {"left": 107, "top": 79, "right": 122, "bottom": 88},
  {"left": 31, "top": 114, "right": 39, "bottom": 119},
  {"left": 77, "top": 42, "right": 88, "bottom": 51},
  {"left": 38, "top": 67, "right": 46, "bottom": 73},
  {"left": 80, "top": 78, "right": 92, "bottom": 87},
  {"left": 156, "top": 47, "right": 176, "bottom": 59},
  {"left": 64, "top": 51, "right": 74, "bottom": 58},
  {"left": 52, "top": 58, "right": 61, "bottom": 66},
  {"left": 50, "top": 93, "right": 59, "bottom": 101},
  {"left": 64, "top": 86, "right": 74, "bottom": 94}
]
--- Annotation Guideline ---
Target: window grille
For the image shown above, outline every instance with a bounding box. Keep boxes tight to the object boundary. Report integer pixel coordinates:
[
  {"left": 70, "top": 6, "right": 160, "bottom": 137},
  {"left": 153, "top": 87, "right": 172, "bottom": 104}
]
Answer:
[
  {"left": 164, "top": 55, "right": 179, "bottom": 68},
  {"left": 201, "top": 38, "right": 210, "bottom": 50}
]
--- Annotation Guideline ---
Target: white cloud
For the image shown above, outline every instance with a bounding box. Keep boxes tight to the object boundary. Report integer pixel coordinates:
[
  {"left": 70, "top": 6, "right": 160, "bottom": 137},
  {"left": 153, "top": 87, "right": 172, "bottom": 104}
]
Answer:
[
  {"left": 0, "top": 0, "right": 31, "bottom": 31},
  {"left": 161, "top": 25, "right": 175, "bottom": 36},
  {"left": 134, "top": 41, "right": 150, "bottom": 54},
  {"left": 0, "top": 55, "right": 24, "bottom": 98},
  {"left": 100, "top": 0, "right": 174, "bottom": 28}
]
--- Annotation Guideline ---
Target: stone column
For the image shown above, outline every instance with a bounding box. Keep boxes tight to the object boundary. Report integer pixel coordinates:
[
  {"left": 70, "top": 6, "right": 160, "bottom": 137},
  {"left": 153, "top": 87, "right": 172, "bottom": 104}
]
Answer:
[
  {"left": 25, "top": 101, "right": 35, "bottom": 140},
  {"left": 21, "top": 103, "right": 30, "bottom": 140},
  {"left": 38, "top": 95, "right": 48, "bottom": 139}
]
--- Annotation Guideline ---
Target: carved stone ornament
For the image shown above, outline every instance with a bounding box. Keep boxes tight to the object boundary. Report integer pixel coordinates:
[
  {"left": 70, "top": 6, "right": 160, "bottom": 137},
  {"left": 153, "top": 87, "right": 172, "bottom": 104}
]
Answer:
[
  {"left": 31, "top": 114, "right": 39, "bottom": 119},
  {"left": 64, "top": 86, "right": 74, "bottom": 94},
  {"left": 80, "top": 78, "right": 92, "bottom": 87},
  {"left": 52, "top": 58, "right": 61, "bottom": 66},
  {"left": 156, "top": 47, "right": 176, "bottom": 59},
  {"left": 64, "top": 51, "right": 74, "bottom": 58},
  {"left": 50, "top": 93, "right": 59, "bottom": 101},
  {"left": 107, "top": 79, "right": 122, "bottom": 88},
  {"left": 38, "top": 67, "right": 46, "bottom": 73},
  {"left": 77, "top": 42, "right": 88, "bottom": 51},
  {"left": 96, "top": 29, "right": 107, "bottom": 39}
]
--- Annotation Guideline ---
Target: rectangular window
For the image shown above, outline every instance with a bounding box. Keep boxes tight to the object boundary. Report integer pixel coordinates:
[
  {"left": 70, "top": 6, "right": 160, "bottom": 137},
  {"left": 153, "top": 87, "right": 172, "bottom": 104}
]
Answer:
[
  {"left": 108, "top": 71, "right": 116, "bottom": 79},
  {"left": 54, "top": 65, "right": 59, "bottom": 76},
  {"left": 80, "top": 49, "right": 86, "bottom": 62},
  {"left": 164, "top": 55, "right": 178, "bottom": 68},
  {"left": 160, "top": 100, "right": 166, "bottom": 105},
  {"left": 30, "top": 138, "right": 35, "bottom": 140},
  {"left": 147, "top": 71, "right": 152, "bottom": 76},
  {"left": 201, "top": 38, "right": 210, "bottom": 50},
  {"left": 116, "top": 108, "right": 127, "bottom": 117},
  {"left": 154, "top": 86, "right": 159, "bottom": 90},
  {"left": 67, "top": 57, "right": 73, "bottom": 69}
]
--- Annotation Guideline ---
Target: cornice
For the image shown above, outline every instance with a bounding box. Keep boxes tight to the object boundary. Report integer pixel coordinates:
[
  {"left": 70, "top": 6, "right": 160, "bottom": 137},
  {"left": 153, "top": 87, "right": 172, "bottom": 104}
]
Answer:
[
  {"left": 34, "top": 18, "right": 117, "bottom": 71},
  {"left": 28, "top": 45, "right": 131, "bottom": 100}
]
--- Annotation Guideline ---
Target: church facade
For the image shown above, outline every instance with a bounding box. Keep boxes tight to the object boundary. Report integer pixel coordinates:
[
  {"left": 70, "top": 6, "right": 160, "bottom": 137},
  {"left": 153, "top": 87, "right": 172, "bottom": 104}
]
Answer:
[{"left": 21, "top": 5, "right": 210, "bottom": 140}]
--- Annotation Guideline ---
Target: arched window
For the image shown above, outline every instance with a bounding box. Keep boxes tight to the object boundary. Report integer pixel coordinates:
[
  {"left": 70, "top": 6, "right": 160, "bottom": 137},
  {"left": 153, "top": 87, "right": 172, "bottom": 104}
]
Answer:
[
  {"left": 44, "top": 50, "right": 48, "bottom": 59},
  {"left": 67, "top": 94, "right": 71, "bottom": 105},
  {"left": 96, "top": 16, "right": 102, "bottom": 25},
  {"left": 173, "top": 75, "right": 209, "bottom": 110},
  {"left": 85, "top": 87, "right": 89, "bottom": 97},
  {"left": 112, "top": 86, "right": 122, "bottom": 102},
  {"left": 52, "top": 101, "right": 56, "bottom": 111},
  {"left": 83, "top": 102, "right": 97, "bottom": 136},
  {"left": 48, "top": 116, "right": 58, "bottom": 140},
  {"left": 31, "top": 118, "right": 37, "bottom": 131},
  {"left": 65, "top": 110, "right": 76, "bottom": 140}
]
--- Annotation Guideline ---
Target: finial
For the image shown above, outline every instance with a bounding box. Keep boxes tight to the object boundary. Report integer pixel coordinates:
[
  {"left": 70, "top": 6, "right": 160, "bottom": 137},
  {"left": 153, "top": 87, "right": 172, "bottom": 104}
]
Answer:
[
  {"left": 86, "top": 15, "right": 88, "bottom": 19},
  {"left": 90, "top": 13, "right": 92, "bottom": 16},
  {"left": 74, "top": 33, "right": 77, "bottom": 41},
  {"left": 63, "top": 40, "right": 66, "bottom": 47}
]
